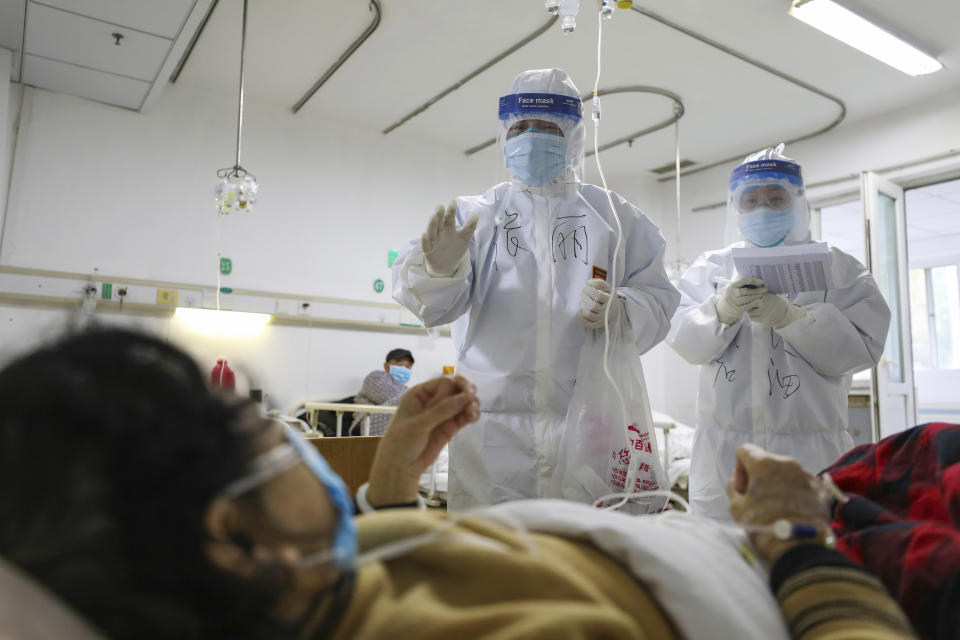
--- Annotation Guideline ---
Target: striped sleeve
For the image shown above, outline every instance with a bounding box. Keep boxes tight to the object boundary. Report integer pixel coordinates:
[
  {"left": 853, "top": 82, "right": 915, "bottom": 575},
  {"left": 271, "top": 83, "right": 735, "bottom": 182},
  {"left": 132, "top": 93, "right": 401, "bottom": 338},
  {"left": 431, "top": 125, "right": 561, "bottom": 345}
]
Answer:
[{"left": 771, "top": 546, "right": 916, "bottom": 639}]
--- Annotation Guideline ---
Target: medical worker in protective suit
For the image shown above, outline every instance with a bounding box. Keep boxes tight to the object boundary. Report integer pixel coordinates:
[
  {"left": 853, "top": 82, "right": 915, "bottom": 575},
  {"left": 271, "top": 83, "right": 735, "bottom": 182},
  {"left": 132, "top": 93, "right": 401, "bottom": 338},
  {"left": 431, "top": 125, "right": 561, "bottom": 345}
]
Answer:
[
  {"left": 666, "top": 144, "right": 890, "bottom": 520},
  {"left": 392, "top": 69, "right": 679, "bottom": 510}
]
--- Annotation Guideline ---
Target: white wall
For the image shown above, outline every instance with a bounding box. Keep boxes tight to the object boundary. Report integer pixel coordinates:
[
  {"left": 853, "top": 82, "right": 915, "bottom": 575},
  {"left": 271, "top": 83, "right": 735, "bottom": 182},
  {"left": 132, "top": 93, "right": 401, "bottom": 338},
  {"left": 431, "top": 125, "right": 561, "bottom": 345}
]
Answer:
[
  {"left": 0, "top": 79, "right": 491, "bottom": 411},
  {"left": 0, "top": 74, "right": 691, "bottom": 418},
  {"left": 2, "top": 82, "right": 491, "bottom": 297},
  {"left": 0, "top": 303, "right": 455, "bottom": 415},
  {"left": 649, "top": 86, "right": 960, "bottom": 425},
  {"left": 0, "top": 48, "right": 12, "bottom": 249},
  {"left": 4, "top": 69, "right": 959, "bottom": 426}
]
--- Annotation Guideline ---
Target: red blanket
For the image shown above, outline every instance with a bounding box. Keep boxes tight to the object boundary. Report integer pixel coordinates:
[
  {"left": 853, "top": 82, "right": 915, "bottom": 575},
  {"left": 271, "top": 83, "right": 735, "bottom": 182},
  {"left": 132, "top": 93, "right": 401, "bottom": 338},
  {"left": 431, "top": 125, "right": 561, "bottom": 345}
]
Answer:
[{"left": 823, "top": 422, "right": 960, "bottom": 640}]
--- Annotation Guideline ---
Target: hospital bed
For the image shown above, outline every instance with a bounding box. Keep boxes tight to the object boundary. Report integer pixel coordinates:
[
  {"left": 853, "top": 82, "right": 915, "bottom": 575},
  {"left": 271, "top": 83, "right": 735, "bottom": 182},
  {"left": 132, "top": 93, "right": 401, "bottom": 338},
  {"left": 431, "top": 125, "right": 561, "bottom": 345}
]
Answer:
[
  {"left": 295, "top": 400, "right": 695, "bottom": 503},
  {"left": 300, "top": 401, "right": 445, "bottom": 502},
  {"left": 304, "top": 401, "right": 397, "bottom": 437}
]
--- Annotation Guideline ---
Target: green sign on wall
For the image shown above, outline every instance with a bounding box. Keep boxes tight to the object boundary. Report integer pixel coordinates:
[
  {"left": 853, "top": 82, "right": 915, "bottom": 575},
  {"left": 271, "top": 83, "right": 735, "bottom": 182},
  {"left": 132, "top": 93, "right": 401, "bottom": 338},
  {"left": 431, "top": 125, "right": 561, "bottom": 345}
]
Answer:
[
  {"left": 219, "top": 257, "right": 232, "bottom": 275},
  {"left": 373, "top": 278, "right": 385, "bottom": 294}
]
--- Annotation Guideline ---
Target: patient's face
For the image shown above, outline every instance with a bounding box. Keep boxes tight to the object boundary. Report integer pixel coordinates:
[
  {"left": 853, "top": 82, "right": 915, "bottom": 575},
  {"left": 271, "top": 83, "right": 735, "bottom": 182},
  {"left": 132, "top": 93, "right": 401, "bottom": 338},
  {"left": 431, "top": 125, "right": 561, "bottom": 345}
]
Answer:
[
  {"left": 210, "top": 410, "right": 341, "bottom": 596},
  {"left": 245, "top": 417, "right": 338, "bottom": 547}
]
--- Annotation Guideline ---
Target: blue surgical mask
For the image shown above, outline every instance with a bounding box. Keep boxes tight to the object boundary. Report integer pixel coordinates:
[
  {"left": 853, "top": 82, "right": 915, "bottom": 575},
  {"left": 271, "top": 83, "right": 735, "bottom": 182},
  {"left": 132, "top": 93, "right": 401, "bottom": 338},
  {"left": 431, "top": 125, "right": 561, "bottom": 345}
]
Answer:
[
  {"left": 739, "top": 207, "right": 795, "bottom": 248},
  {"left": 282, "top": 426, "right": 356, "bottom": 569},
  {"left": 503, "top": 131, "right": 568, "bottom": 186},
  {"left": 221, "top": 423, "right": 357, "bottom": 570},
  {"left": 389, "top": 364, "right": 411, "bottom": 385}
]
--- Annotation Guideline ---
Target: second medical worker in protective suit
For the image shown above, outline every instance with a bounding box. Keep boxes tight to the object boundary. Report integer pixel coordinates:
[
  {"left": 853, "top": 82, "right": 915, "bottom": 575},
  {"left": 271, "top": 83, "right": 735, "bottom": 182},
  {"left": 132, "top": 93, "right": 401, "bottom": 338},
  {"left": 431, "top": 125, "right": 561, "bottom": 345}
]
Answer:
[
  {"left": 393, "top": 69, "right": 679, "bottom": 509},
  {"left": 667, "top": 144, "right": 890, "bottom": 520}
]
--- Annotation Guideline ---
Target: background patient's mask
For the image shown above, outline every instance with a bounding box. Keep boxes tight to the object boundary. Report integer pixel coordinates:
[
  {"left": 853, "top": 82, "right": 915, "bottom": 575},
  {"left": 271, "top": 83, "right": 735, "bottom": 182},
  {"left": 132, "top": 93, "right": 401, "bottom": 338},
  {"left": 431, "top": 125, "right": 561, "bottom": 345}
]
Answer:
[{"left": 220, "top": 423, "right": 357, "bottom": 569}]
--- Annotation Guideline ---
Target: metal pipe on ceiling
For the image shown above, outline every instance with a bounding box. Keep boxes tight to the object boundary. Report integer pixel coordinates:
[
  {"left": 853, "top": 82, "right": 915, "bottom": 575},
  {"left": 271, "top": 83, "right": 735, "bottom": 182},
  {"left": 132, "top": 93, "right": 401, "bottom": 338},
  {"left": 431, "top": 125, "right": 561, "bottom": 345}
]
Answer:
[
  {"left": 291, "top": 0, "right": 382, "bottom": 114},
  {"left": 463, "top": 85, "right": 686, "bottom": 157},
  {"left": 381, "top": 14, "right": 558, "bottom": 135},
  {"left": 628, "top": 6, "right": 848, "bottom": 182},
  {"left": 170, "top": 0, "right": 221, "bottom": 83}
]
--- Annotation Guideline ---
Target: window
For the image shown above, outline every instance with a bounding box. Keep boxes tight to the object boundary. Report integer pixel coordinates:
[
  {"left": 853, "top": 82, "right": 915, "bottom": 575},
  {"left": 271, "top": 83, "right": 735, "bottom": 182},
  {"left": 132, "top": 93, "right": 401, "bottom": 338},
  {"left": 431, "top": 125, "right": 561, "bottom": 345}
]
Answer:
[{"left": 910, "top": 264, "right": 960, "bottom": 369}]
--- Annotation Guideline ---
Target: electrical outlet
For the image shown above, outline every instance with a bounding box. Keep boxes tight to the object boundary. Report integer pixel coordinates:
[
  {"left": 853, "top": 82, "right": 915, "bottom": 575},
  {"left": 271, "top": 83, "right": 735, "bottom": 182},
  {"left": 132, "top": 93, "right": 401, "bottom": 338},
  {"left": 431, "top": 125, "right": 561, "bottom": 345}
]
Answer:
[{"left": 157, "top": 289, "right": 178, "bottom": 305}]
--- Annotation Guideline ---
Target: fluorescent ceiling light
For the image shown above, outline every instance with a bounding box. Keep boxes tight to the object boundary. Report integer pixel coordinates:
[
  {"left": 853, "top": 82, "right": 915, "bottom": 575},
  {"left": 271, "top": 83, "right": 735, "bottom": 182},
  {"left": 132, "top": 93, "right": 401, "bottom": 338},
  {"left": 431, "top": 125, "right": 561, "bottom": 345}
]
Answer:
[
  {"left": 789, "top": 0, "right": 942, "bottom": 76},
  {"left": 174, "top": 307, "right": 272, "bottom": 337}
]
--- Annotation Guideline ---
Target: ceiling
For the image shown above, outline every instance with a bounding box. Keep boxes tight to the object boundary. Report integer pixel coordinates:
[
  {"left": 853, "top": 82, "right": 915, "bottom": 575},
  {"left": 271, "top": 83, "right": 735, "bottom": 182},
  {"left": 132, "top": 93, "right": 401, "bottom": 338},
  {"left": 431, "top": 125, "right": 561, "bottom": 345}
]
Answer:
[
  {"left": 0, "top": 0, "right": 211, "bottom": 110},
  {"left": 2, "top": 0, "right": 959, "bottom": 177}
]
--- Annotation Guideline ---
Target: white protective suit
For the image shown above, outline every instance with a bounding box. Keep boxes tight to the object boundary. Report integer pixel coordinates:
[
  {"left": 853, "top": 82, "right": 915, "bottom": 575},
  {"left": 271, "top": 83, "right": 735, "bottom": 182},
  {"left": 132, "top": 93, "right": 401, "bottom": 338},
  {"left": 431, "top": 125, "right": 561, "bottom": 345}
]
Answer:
[
  {"left": 393, "top": 69, "right": 679, "bottom": 510},
  {"left": 667, "top": 145, "right": 891, "bottom": 519}
]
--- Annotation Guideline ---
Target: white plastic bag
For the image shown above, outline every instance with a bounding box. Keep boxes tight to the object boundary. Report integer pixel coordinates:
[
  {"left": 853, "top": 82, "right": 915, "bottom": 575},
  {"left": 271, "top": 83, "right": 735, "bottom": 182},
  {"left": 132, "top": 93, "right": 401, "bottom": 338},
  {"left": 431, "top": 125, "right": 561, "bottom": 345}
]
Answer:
[{"left": 551, "top": 323, "right": 668, "bottom": 514}]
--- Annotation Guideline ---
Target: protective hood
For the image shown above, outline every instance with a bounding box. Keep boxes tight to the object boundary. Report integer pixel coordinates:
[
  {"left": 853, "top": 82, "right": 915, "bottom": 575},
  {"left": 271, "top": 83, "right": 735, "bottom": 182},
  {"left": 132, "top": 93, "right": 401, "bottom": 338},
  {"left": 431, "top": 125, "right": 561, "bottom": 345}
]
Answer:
[
  {"left": 724, "top": 143, "right": 811, "bottom": 247},
  {"left": 498, "top": 68, "right": 584, "bottom": 195}
]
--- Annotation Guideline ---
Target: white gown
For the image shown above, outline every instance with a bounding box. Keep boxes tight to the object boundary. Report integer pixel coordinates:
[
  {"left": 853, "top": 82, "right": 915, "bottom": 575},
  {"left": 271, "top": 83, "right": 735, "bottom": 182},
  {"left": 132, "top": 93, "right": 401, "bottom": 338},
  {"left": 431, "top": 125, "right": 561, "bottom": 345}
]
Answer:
[
  {"left": 393, "top": 181, "right": 679, "bottom": 509},
  {"left": 666, "top": 242, "right": 890, "bottom": 519}
]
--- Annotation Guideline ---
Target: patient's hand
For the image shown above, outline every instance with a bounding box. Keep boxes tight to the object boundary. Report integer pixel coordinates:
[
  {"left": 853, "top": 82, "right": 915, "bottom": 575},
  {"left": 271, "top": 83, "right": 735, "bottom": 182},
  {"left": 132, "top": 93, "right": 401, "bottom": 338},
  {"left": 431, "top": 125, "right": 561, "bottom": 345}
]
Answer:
[
  {"left": 726, "top": 443, "right": 831, "bottom": 563},
  {"left": 366, "top": 375, "right": 480, "bottom": 507}
]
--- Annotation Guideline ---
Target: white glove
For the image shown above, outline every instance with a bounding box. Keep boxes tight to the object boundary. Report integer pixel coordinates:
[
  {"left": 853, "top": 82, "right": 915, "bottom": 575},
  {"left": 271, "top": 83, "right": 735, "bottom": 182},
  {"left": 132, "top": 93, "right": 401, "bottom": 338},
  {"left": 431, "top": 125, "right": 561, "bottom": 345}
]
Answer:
[
  {"left": 716, "top": 278, "right": 766, "bottom": 325},
  {"left": 421, "top": 201, "right": 479, "bottom": 277},
  {"left": 748, "top": 293, "right": 806, "bottom": 329},
  {"left": 580, "top": 279, "right": 619, "bottom": 329}
]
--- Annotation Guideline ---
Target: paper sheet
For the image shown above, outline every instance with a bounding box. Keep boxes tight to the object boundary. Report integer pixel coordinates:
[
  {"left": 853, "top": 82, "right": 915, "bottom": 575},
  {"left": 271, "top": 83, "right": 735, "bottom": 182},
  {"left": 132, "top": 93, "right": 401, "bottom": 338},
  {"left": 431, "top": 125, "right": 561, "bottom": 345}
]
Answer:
[{"left": 731, "top": 242, "right": 833, "bottom": 295}]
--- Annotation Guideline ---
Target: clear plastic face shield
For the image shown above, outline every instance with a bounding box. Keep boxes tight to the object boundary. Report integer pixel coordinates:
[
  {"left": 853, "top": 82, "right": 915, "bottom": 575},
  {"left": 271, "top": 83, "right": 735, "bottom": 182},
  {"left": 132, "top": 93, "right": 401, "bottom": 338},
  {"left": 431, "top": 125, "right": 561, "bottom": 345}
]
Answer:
[
  {"left": 724, "top": 144, "right": 811, "bottom": 247},
  {"left": 496, "top": 70, "right": 585, "bottom": 194}
]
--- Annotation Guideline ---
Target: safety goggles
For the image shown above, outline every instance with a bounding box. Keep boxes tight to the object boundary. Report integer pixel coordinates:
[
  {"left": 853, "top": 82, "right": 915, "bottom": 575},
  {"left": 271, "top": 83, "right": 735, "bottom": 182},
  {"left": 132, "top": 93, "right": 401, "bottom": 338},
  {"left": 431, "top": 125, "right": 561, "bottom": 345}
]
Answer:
[
  {"left": 735, "top": 183, "right": 795, "bottom": 213},
  {"left": 505, "top": 119, "right": 565, "bottom": 140}
]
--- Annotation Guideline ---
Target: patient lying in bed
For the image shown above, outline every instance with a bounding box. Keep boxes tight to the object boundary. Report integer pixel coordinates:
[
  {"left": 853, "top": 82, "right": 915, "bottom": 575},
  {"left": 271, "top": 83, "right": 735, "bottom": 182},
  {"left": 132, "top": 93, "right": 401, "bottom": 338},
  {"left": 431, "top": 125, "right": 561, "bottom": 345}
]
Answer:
[{"left": 0, "top": 329, "right": 919, "bottom": 639}]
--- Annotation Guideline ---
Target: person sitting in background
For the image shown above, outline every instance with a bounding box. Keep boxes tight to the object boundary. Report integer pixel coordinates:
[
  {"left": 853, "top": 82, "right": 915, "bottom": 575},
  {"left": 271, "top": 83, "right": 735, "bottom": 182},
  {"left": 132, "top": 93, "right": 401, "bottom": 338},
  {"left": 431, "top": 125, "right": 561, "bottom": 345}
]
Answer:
[
  {"left": 350, "top": 348, "right": 414, "bottom": 436},
  {"left": 0, "top": 328, "right": 918, "bottom": 639}
]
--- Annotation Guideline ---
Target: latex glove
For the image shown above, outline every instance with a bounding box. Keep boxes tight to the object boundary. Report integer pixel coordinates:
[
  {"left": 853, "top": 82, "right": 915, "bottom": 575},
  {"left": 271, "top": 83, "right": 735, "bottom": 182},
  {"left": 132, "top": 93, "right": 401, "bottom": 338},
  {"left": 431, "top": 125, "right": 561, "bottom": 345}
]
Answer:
[
  {"left": 580, "top": 278, "right": 619, "bottom": 329},
  {"left": 421, "top": 202, "right": 479, "bottom": 277},
  {"left": 727, "top": 444, "right": 832, "bottom": 563},
  {"left": 366, "top": 375, "right": 480, "bottom": 508},
  {"left": 748, "top": 293, "right": 806, "bottom": 329},
  {"left": 715, "top": 278, "right": 766, "bottom": 325}
]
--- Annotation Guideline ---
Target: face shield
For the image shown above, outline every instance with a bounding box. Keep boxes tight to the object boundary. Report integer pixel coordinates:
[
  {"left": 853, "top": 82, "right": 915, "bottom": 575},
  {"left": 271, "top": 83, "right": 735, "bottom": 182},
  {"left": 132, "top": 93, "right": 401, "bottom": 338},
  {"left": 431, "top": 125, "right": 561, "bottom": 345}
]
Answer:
[
  {"left": 724, "top": 144, "right": 811, "bottom": 247},
  {"left": 497, "top": 69, "right": 585, "bottom": 191}
]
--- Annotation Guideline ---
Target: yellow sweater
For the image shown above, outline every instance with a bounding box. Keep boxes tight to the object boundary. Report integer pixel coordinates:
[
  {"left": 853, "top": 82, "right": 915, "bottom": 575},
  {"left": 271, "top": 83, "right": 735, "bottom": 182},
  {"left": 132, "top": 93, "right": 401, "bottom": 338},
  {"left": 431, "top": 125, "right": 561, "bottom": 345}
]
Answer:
[{"left": 303, "top": 510, "right": 914, "bottom": 640}]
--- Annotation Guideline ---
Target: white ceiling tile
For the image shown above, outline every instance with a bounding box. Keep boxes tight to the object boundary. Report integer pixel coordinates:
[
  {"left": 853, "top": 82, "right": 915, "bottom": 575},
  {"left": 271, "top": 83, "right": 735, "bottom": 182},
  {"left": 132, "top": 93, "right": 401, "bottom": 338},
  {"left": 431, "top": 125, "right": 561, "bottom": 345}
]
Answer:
[
  {"left": 907, "top": 197, "right": 960, "bottom": 223},
  {"left": 907, "top": 227, "right": 937, "bottom": 240},
  {"left": 25, "top": 2, "right": 172, "bottom": 82},
  {"left": 905, "top": 189, "right": 934, "bottom": 203},
  {"left": 0, "top": 1, "right": 24, "bottom": 54},
  {"left": 916, "top": 178, "right": 960, "bottom": 204},
  {"left": 910, "top": 212, "right": 960, "bottom": 234},
  {"left": 32, "top": 0, "right": 196, "bottom": 39},
  {"left": 22, "top": 53, "right": 150, "bottom": 110}
]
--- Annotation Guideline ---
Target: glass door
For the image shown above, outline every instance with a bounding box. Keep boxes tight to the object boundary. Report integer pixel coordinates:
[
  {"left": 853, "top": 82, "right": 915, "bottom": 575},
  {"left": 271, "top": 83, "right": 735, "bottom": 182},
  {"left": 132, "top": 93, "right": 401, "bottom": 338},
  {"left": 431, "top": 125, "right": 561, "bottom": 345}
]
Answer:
[{"left": 862, "top": 172, "right": 916, "bottom": 439}]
